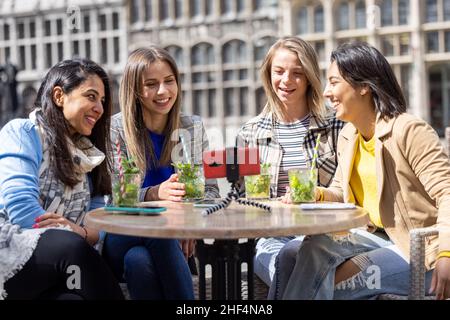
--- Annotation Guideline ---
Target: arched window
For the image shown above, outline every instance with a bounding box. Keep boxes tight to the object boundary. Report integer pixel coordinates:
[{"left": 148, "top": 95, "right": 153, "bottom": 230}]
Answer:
[
  {"left": 222, "top": 40, "right": 249, "bottom": 117},
  {"left": 314, "top": 5, "right": 324, "bottom": 33},
  {"left": 355, "top": 0, "right": 366, "bottom": 29},
  {"left": 222, "top": 40, "right": 247, "bottom": 64},
  {"left": 296, "top": 7, "right": 308, "bottom": 34},
  {"left": 338, "top": 2, "right": 350, "bottom": 30},
  {"left": 191, "top": 43, "right": 217, "bottom": 117},
  {"left": 254, "top": 36, "right": 276, "bottom": 62},
  {"left": 165, "top": 45, "right": 184, "bottom": 68}
]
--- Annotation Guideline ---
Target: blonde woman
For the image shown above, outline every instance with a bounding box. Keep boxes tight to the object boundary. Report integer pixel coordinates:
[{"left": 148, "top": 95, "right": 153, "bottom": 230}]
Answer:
[
  {"left": 238, "top": 37, "right": 345, "bottom": 297},
  {"left": 105, "top": 46, "right": 219, "bottom": 300}
]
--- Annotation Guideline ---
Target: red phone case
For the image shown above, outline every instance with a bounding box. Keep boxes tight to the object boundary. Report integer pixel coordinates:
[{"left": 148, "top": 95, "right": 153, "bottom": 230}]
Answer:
[{"left": 202, "top": 147, "right": 260, "bottom": 179}]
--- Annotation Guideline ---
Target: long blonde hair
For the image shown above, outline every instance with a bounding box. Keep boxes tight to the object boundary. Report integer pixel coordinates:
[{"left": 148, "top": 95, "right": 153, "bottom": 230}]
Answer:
[
  {"left": 120, "top": 46, "right": 181, "bottom": 171},
  {"left": 260, "top": 36, "right": 325, "bottom": 121}
]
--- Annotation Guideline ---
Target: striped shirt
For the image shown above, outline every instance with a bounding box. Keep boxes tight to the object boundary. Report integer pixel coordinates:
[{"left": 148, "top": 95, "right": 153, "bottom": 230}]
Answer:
[{"left": 274, "top": 114, "right": 311, "bottom": 196}]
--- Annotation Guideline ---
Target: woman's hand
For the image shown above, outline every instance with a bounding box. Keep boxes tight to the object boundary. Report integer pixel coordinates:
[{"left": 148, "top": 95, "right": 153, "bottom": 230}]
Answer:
[
  {"left": 179, "top": 239, "right": 196, "bottom": 259},
  {"left": 33, "top": 212, "right": 85, "bottom": 238},
  {"left": 158, "top": 174, "right": 186, "bottom": 202},
  {"left": 430, "top": 257, "right": 450, "bottom": 300}
]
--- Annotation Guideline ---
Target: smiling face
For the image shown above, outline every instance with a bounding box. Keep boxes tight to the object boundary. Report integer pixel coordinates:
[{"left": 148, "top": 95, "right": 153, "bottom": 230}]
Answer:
[
  {"left": 140, "top": 59, "right": 178, "bottom": 119},
  {"left": 54, "top": 74, "right": 105, "bottom": 136},
  {"left": 270, "top": 48, "right": 309, "bottom": 110},
  {"left": 323, "top": 61, "right": 364, "bottom": 123}
]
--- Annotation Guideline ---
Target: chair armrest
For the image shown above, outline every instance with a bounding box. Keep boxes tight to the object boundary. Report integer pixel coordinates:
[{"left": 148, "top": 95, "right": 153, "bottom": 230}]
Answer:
[{"left": 409, "top": 227, "right": 439, "bottom": 300}]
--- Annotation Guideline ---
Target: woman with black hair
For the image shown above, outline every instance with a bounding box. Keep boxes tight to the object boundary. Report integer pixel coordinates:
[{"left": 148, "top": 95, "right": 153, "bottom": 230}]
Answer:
[
  {"left": 277, "top": 42, "right": 450, "bottom": 300},
  {"left": 0, "top": 59, "right": 123, "bottom": 300}
]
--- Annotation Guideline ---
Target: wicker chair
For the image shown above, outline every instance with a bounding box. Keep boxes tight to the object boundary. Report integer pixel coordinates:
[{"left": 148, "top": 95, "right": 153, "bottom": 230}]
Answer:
[{"left": 378, "top": 227, "right": 438, "bottom": 300}]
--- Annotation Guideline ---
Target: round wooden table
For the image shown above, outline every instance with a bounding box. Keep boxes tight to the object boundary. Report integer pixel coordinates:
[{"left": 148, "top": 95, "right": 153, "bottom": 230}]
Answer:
[
  {"left": 85, "top": 200, "right": 369, "bottom": 239},
  {"left": 85, "top": 201, "right": 369, "bottom": 300}
]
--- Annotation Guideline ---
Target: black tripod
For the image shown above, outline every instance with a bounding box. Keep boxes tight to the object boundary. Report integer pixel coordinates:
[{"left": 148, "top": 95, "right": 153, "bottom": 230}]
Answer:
[
  {"left": 202, "top": 146, "right": 272, "bottom": 216},
  {"left": 202, "top": 181, "right": 272, "bottom": 216}
]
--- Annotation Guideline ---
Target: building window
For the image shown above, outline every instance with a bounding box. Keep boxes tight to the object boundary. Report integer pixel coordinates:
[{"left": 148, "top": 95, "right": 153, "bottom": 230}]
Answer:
[
  {"left": 85, "top": 39, "right": 91, "bottom": 59},
  {"left": 296, "top": 7, "right": 308, "bottom": 34},
  {"left": 57, "top": 42, "right": 63, "bottom": 61},
  {"left": 426, "top": 0, "right": 438, "bottom": 23},
  {"left": 101, "top": 38, "right": 108, "bottom": 64},
  {"left": 19, "top": 46, "right": 26, "bottom": 70},
  {"left": 3, "top": 24, "right": 10, "bottom": 40},
  {"left": 338, "top": 2, "right": 350, "bottom": 30},
  {"left": 44, "top": 20, "right": 51, "bottom": 36},
  {"left": 314, "top": 5, "right": 324, "bottom": 33},
  {"left": 113, "top": 12, "right": 119, "bottom": 30},
  {"left": 222, "top": 40, "right": 247, "bottom": 64},
  {"left": 17, "top": 22, "right": 25, "bottom": 39},
  {"left": 56, "top": 19, "right": 63, "bottom": 35},
  {"left": 191, "top": 42, "right": 216, "bottom": 118},
  {"left": 145, "top": 0, "right": 153, "bottom": 21},
  {"left": 381, "top": 35, "right": 395, "bottom": 56},
  {"left": 166, "top": 45, "right": 184, "bottom": 68},
  {"left": 314, "top": 41, "right": 326, "bottom": 62},
  {"left": 254, "top": 0, "right": 264, "bottom": 11},
  {"left": 400, "top": 64, "right": 411, "bottom": 106},
  {"left": 355, "top": 0, "right": 366, "bottom": 29},
  {"left": 159, "top": 0, "right": 170, "bottom": 21},
  {"left": 45, "top": 43, "right": 52, "bottom": 68},
  {"left": 400, "top": 33, "right": 410, "bottom": 55},
  {"left": 224, "top": 88, "right": 234, "bottom": 116},
  {"left": 255, "top": 87, "right": 266, "bottom": 113},
  {"left": 131, "top": 0, "right": 140, "bottom": 23},
  {"left": 72, "top": 40, "right": 79, "bottom": 57},
  {"left": 221, "top": 0, "right": 233, "bottom": 15},
  {"left": 190, "top": 0, "right": 201, "bottom": 18},
  {"left": 222, "top": 40, "right": 249, "bottom": 118},
  {"left": 381, "top": 0, "right": 393, "bottom": 26},
  {"left": 99, "top": 14, "right": 107, "bottom": 31},
  {"left": 398, "top": 0, "right": 409, "bottom": 24},
  {"left": 205, "top": 0, "right": 214, "bottom": 16},
  {"left": 254, "top": 36, "right": 276, "bottom": 62},
  {"left": 445, "top": 31, "right": 450, "bottom": 51},
  {"left": 427, "top": 31, "right": 439, "bottom": 53},
  {"left": 83, "top": 13, "right": 91, "bottom": 32},
  {"left": 30, "top": 21, "right": 35, "bottom": 38},
  {"left": 114, "top": 37, "right": 120, "bottom": 63},
  {"left": 237, "top": 0, "right": 245, "bottom": 13},
  {"left": 175, "top": 0, "right": 183, "bottom": 19},
  {"left": 31, "top": 45, "right": 36, "bottom": 69}
]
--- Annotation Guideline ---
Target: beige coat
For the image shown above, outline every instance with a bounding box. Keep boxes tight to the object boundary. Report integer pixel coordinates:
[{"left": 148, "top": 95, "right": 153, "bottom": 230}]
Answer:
[{"left": 321, "top": 113, "right": 450, "bottom": 270}]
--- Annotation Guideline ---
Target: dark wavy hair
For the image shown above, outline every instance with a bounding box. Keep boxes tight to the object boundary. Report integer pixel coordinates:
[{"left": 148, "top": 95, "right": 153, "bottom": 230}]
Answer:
[
  {"left": 33, "top": 58, "right": 112, "bottom": 195},
  {"left": 331, "top": 42, "right": 406, "bottom": 119}
]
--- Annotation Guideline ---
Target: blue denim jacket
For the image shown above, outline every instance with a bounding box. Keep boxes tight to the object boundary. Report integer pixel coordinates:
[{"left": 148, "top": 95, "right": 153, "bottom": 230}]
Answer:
[{"left": 0, "top": 119, "right": 105, "bottom": 229}]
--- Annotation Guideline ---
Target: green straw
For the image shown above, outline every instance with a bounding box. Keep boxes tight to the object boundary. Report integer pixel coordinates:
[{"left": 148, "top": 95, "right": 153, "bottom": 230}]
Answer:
[{"left": 310, "top": 133, "right": 321, "bottom": 179}]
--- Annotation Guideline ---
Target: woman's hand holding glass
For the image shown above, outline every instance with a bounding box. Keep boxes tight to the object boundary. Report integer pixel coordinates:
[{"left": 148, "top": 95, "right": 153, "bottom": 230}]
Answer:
[{"left": 157, "top": 173, "right": 185, "bottom": 202}]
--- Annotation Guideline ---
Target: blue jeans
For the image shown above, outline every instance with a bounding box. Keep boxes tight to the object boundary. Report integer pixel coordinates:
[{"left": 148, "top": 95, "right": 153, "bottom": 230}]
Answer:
[
  {"left": 274, "top": 229, "right": 433, "bottom": 299},
  {"left": 254, "top": 236, "right": 302, "bottom": 286},
  {"left": 103, "top": 233, "right": 194, "bottom": 300}
]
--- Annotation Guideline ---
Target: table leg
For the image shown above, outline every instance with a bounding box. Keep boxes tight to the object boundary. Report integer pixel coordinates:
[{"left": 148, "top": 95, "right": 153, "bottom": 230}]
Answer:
[{"left": 196, "top": 239, "right": 256, "bottom": 300}]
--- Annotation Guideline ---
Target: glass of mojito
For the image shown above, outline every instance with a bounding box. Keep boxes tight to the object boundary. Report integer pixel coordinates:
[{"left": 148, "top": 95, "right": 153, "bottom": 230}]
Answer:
[
  {"left": 245, "top": 163, "right": 271, "bottom": 200},
  {"left": 112, "top": 173, "right": 141, "bottom": 207},
  {"left": 174, "top": 162, "right": 205, "bottom": 201},
  {"left": 288, "top": 168, "right": 317, "bottom": 203}
]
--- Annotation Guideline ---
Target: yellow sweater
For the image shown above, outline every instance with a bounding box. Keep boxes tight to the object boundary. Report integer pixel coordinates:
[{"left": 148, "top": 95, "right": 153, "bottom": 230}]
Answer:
[{"left": 349, "top": 133, "right": 383, "bottom": 228}]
